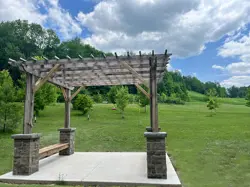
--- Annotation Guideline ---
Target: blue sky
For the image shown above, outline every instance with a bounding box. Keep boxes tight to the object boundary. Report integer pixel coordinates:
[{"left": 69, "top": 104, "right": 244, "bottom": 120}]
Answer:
[{"left": 1, "top": 0, "right": 250, "bottom": 87}]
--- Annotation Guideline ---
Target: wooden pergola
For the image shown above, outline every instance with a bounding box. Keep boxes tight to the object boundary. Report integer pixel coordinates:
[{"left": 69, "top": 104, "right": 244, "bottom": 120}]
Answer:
[{"left": 8, "top": 50, "right": 171, "bottom": 134}]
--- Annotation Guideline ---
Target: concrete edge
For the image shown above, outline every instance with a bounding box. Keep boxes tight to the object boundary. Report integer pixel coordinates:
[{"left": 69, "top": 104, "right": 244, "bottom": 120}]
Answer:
[{"left": 0, "top": 178, "right": 182, "bottom": 187}]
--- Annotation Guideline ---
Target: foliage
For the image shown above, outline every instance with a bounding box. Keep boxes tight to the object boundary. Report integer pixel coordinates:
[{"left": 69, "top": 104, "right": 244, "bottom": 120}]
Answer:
[
  {"left": 116, "top": 87, "right": 129, "bottom": 118},
  {"left": 107, "top": 86, "right": 120, "bottom": 104},
  {"left": 205, "top": 88, "right": 217, "bottom": 97},
  {"left": 207, "top": 98, "right": 219, "bottom": 114},
  {"left": 0, "top": 70, "right": 21, "bottom": 132},
  {"left": 158, "top": 71, "right": 189, "bottom": 104},
  {"left": 159, "top": 93, "right": 167, "bottom": 103},
  {"left": 92, "top": 93, "right": 103, "bottom": 103},
  {"left": 206, "top": 89, "right": 219, "bottom": 115},
  {"left": 137, "top": 85, "right": 149, "bottom": 111},
  {"left": 34, "top": 83, "right": 58, "bottom": 115},
  {"left": 16, "top": 73, "right": 58, "bottom": 115},
  {"left": 73, "top": 94, "right": 93, "bottom": 115},
  {"left": 245, "top": 88, "right": 250, "bottom": 107}
]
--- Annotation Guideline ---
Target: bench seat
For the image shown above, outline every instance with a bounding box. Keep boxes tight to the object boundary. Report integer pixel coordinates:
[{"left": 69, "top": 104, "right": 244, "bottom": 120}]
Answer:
[{"left": 39, "top": 143, "right": 69, "bottom": 159}]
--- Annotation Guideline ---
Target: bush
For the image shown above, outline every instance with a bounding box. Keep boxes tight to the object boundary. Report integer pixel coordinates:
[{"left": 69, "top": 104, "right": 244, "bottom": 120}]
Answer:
[
  {"left": 92, "top": 93, "right": 103, "bottom": 103},
  {"left": 116, "top": 87, "right": 129, "bottom": 118},
  {"left": 73, "top": 94, "right": 93, "bottom": 115}
]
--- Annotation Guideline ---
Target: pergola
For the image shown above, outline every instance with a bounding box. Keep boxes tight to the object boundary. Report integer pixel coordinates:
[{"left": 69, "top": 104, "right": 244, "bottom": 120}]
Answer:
[{"left": 8, "top": 50, "right": 172, "bottom": 180}]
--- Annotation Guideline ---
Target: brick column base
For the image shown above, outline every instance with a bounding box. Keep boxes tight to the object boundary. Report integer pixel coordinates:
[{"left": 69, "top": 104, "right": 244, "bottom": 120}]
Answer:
[
  {"left": 144, "top": 132, "right": 167, "bottom": 179},
  {"left": 58, "top": 128, "right": 76, "bottom": 155},
  {"left": 11, "top": 133, "right": 41, "bottom": 175}
]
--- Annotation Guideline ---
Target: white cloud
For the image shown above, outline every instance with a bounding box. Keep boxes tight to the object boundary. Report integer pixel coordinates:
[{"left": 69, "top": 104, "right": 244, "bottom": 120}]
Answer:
[
  {"left": 212, "top": 65, "right": 225, "bottom": 70},
  {"left": 218, "top": 31, "right": 250, "bottom": 87},
  {"left": 77, "top": 0, "right": 250, "bottom": 57},
  {"left": 0, "top": 0, "right": 82, "bottom": 40},
  {"left": 0, "top": 0, "right": 47, "bottom": 24},
  {"left": 221, "top": 76, "right": 250, "bottom": 88}
]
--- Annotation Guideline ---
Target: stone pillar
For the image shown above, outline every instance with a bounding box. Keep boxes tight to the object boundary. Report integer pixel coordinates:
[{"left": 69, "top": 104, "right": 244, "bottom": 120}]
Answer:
[
  {"left": 11, "top": 133, "right": 41, "bottom": 175},
  {"left": 144, "top": 132, "right": 167, "bottom": 179},
  {"left": 58, "top": 128, "right": 76, "bottom": 155}
]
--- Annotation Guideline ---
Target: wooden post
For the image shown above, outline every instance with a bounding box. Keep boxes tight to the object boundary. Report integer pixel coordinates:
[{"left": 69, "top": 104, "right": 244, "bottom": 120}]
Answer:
[
  {"left": 23, "top": 73, "right": 35, "bottom": 134},
  {"left": 64, "top": 89, "right": 71, "bottom": 128},
  {"left": 150, "top": 56, "right": 159, "bottom": 132}
]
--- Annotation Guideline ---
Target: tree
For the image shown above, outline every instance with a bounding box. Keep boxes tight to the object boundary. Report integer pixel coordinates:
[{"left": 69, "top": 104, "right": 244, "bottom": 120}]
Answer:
[
  {"left": 92, "top": 93, "right": 103, "bottom": 103},
  {"left": 207, "top": 98, "right": 219, "bottom": 115},
  {"left": 116, "top": 87, "right": 129, "bottom": 118},
  {"left": 137, "top": 85, "right": 149, "bottom": 112},
  {"left": 108, "top": 86, "right": 119, "bottom": 104},
  {"left": 0, "top": 70, "right": 21, "bottom": 132},
  {"left": 245, "top": 88, "right": 250, "bottom": 107},
  {"left": 73, "top": 94, "right": 93, "bottom": 115}
]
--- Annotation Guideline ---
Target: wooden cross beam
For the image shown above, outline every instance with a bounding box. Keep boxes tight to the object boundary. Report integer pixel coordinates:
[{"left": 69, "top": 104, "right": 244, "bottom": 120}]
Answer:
[
  {"left": 33, "top": 64, "right": 61, "bottom": 92},
  {"left": 121, "top": 61, "right": 149, "bottom": 88},
  {"left": 135, "top": 83, "right": 150, "bottom": 99},
  {"left": 69, "top": 86, "right": 85, "bottom": 101}
]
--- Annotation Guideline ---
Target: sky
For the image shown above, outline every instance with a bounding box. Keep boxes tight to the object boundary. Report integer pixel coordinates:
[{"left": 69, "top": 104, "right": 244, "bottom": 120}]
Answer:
[{"left": 1, "top": 0, "right": 250, "bottom": 88}]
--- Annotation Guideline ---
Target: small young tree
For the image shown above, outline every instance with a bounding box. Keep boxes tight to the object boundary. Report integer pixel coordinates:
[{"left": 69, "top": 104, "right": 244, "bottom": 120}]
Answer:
[
  {"left": 160, "top": 93, "right": 167, "bottom": 103},
  {"left": 246, "top": 88, "right": 250, "bottom": 107},
  {"left": 73, "top": 94, "right": 93, "bottom": 116},
  {"left": 116, "top": 86, "right": 129, "bottom": 118},
  {"left": 207, "top": 98, "right": 219, "bottom": 115},
  {"left": 0, "top": 70, "right": 22, "bottom": 132},
  {"left": 137, "top": 85, "right": 149, "bottom": 112},
  {"left": 107, "top": 86, "right": 119, "bottom": 105}
]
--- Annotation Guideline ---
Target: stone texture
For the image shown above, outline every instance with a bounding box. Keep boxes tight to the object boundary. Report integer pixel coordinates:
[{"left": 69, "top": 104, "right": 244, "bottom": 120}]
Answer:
[
  {"left": 11, "top": 133, "right": 41, "bottom": 175},
  {"left": 144, "top": 132, "right": 167, "bottom": 179},
  {"left": 58, "top": 128, "right": 76, "bottom": 155}
]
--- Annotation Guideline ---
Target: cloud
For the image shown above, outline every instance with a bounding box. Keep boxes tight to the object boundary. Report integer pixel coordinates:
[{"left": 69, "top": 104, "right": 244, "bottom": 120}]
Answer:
[
  {"left": 221, "top": 76, "right": 250, "bottom": 88},
  {"left": 0, "top": 0, "right": 82, "bottom": 40},
  {"left": 77, "top": 0, "right": 250, "bottom": 57},
  {"left": 0, "top": 0, "right": 47, "bottom": 24},
  {"left": 217, "top": 31, "right": 250, "bottom": 87},
  {"left": 212, "top": 65, "right": 225, "bottom": 71}
]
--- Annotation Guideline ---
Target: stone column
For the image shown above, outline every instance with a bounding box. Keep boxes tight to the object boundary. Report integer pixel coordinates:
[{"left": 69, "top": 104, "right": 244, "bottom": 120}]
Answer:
[
  {"left": 144, "top": 132, "right": 167, "bottom": 179},
  {"left": 58, "top": 128, "right": 76, "bottom": 155},
  {"left": 11, "top": 133, "right": 41, "bottom": 175}
]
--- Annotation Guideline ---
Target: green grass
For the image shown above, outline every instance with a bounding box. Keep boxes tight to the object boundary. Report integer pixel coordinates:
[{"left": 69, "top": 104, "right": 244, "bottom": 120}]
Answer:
[
  {"left": 1, "top": 102, "right": 250, "bottom": 187},
  {"left": 188, "top": 91, "right": 246, "bottom": 105}
]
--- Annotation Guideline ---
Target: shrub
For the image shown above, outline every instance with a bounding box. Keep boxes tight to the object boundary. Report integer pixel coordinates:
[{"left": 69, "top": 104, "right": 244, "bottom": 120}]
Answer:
[
  {"left": 73, "top": 94, "right": 93, "bottom": 115},
  {"left": 93, "top": 93, "right": 103, "bottom": 103},
  {"left": 116, "top": 87, "right": 129, "bottom": 118}
]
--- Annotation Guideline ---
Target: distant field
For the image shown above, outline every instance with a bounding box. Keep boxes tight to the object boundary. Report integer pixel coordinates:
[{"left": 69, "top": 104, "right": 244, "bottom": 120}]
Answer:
[
  {"left": 188, "top": 91, "right": 246, "bottom": 105},
  {"left": 1, "top": 102, "right": 250, "bottom": 187}
]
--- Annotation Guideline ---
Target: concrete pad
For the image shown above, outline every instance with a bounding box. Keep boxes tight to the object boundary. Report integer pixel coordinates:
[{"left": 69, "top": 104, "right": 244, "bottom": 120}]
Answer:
[{"left": 0, "top": 152, "right": 181, "bottom": 186}]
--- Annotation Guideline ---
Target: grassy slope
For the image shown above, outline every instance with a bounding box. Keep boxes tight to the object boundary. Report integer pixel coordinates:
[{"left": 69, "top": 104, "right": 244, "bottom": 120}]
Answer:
[
  {"left": 188, "top": 91, "right": 246, "bottom": 105},
  {"left": 1, "top": 101, "right": 250, "bottom": 187}
]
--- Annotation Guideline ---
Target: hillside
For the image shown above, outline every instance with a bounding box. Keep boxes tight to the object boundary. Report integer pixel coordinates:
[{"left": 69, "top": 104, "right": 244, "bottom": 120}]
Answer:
[{"left": 188, "top": 91, "right": 246, "bottom": 105}]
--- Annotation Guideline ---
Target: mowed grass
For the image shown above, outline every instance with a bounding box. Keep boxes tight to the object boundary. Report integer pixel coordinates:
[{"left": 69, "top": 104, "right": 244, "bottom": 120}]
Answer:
[{"left": 1, "top": 101, "right": 250, "bottom": 187}]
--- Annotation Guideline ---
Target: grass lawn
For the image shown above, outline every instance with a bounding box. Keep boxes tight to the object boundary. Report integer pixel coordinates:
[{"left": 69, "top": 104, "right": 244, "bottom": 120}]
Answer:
[{"left": 1, "top": 101, "right": 250, "bottom": 187}]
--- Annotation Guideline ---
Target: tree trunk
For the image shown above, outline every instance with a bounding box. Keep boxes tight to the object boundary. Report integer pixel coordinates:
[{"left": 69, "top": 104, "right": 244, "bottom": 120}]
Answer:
[
  {"left": 144, "top": 106, "right": 147, "bottom": 112},
  {"left": 122, "top": 111, "right": 124, "bottom": 119}
]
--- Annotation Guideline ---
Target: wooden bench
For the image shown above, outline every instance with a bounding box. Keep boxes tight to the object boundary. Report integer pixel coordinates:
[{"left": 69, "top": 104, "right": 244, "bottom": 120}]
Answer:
[{"left": 39, "top": 143, "right": 69, "bottom": 160}]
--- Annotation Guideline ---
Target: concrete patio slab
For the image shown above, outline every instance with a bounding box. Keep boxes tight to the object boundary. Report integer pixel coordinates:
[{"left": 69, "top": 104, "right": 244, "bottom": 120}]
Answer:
[{"left": 0, "top": 152, "right": 181, "bottom": 186}]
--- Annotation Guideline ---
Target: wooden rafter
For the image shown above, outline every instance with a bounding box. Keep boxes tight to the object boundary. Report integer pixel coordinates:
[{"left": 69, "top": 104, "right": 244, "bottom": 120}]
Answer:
[
  {"left": 34, "top": 64, "right": 61, "bottom": 92},
  {"left": 8, "top": 51, "right": 171, "bottom": 88},
  {"left": 135, "top": 83, "right": 150, "bottom": 99},
  {"left": 69, "top": 86, "right": 85, "bottom": 101}
]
